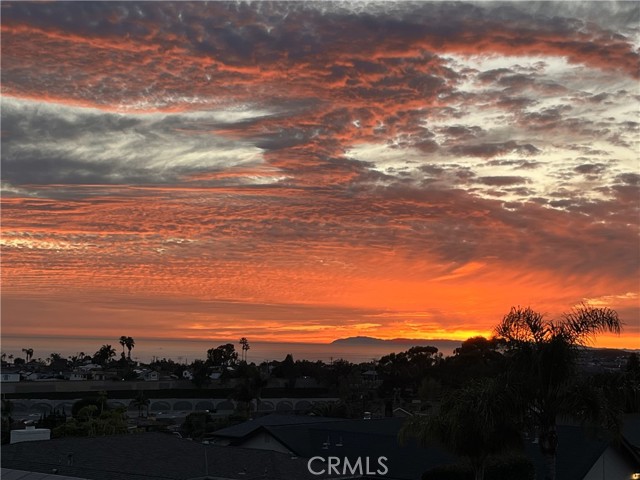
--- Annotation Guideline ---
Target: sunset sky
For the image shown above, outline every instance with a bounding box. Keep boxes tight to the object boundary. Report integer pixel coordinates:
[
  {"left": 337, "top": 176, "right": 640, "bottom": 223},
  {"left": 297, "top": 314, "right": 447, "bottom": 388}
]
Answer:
[{"left": 2, "top": 1, "right": 639, "bottom": 349}]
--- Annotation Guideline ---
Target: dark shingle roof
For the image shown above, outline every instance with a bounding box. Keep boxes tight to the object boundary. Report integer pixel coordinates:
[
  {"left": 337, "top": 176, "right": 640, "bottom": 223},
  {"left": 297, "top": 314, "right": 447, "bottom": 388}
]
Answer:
[
  {"left": 0, "top": 433, "right": 324, "bottom": 480},
  {"left": 623, "top": 413, "right": 640, "bottom": 448},
  {"left": 1, "top": 468, "right": 89, "bottom": 480},
  {"left": 244, "top": 418, "right": 455, "bottom": 480},
  {"left": 525, "top": 425, "right": 609, "bottom": 480},
  {"left": 211, "top": 414, "right": 343, "bottom": 439}
]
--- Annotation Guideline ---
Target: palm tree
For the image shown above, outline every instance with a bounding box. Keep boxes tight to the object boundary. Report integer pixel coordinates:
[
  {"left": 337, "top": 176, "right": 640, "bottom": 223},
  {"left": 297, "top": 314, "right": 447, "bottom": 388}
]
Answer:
[
  {"left": 97, "top": 390, "right": 108, "bottom": 415},
  {"left": 119, "top": 336, "right": 127, "bottom": 359},
  {"left": 124, "top": 337, "right": 135, "bottom": 360},
  {"left": 93, "top": 344, "right": 116, "bottom": 366},
  {"left": 119, "top": 336, "right": 135, "bottom": 360},
  {"left": 239, "top": 338, "right": 250, "bottom": 362},
  {"left": 400, "top": 378, "right": 521, "bottom": 480},
  {"left": 21, "top": 348, "right": 33, "bottom": 363},
  {"left": 495, "top": 304, "right": 622, "bottom": 480},
  {"left": 131, "top": 391, "right": 150, "bottom": 418}
]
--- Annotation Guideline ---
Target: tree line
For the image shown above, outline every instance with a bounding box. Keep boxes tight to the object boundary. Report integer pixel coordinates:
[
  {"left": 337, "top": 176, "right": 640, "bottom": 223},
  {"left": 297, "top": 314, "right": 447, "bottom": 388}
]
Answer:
[{"left": 400, "top": 304, "right": 634, "bottom": 480}]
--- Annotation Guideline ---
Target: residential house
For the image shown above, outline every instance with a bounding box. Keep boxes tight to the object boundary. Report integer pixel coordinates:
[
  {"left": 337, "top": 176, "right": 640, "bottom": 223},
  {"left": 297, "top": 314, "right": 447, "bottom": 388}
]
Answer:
[
  {"left": 209, "top": 414, "right": 343, "bottom": 447},
  {"left": 361, "top": 369, "right": 379, "bottom": 382},
  {"left": 0, "top": 372, "right": 20, "bottom": 383},
  {"left": 76, "top": 364, "right": 100, "bottom": 372},
  {"left": 20, "top": 372, "right": 39, "bottom": 382},
  {"left": 581, "top": 414, "right": 640, "bottom": 480},
  {"left": 215, "top": 416, "right": 452, "bottom": 479},
  {"left": 213, "top": 413, "right": 640, "bottom": 480},
  {"left": 90, "top": 369, "right": 119, "bottom": 381},
  {"left": 142, "top": 370, "right": 159, "bottom": 381},
  {"left": 64, "top": 371, "right": 87, "bottom": 381}
]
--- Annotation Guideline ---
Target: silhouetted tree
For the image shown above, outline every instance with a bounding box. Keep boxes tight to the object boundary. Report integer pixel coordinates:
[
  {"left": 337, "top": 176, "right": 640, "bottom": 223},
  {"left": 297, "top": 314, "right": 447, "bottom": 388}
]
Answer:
[
  {"left": 37, "top": 409, "right": 67, "bottom": 430},
  {"left": 239, "top": 337, "right": 250, "bottom": 362},
  {"left": 207, "top": 344, "right": 238, "bottom": 368},
  {"left": 401, "top": 378, "right": 522, "bottom": 480},
  {"left": 93, "top": 344, "right": 116, "bottom": 366},
  {"left": 626, "top": 352, "right": 640, "bottom": 379},
  {"left": 182, "top": 411, "right": 216, "bottom": 440},
  {"left": 310, "top": 400, "right": 353, "bottom": 419},
  {"left": 377, "top": 346, "right": 441, "bottom": 398},
  {"left": 47, "top": 353, "right": 68, "bottom": 371},
  {"left": 231, "top": 363, "right": 266, "bottom": 414},
  {"left": 72, "top": 396, "right": 109, "bottom": 418},
  {"left": 119, "top": 336, "right": 127, "bottom": 358},
  {"left": 272, "top": 354, "right": 299, "bottom": 388},
  {"left": 495, "top": 304, "right": 622, "bottom": 480},
  {"left": 430, "top": 337, "right": 506, "bottom": 391},
  {"left": 622, "top": 352, "right": 640, "bottom": 413},
  {"left": 54, "top": 404, "right": 126, "bottom": 438},
  {"left": 68, "top": 352, "right": 87, "bottom": 367},
  {"left": 131, "top": 391, "right": 150, "bottom": 418},
  {"left": 21, "top": 348, "right": 33, "bottom": 363},
  {"left": 124, "top": 337, "right": 135, "bottom": 360},
  {"left": 190, "top": 359, "right": 211, "bottom": 388},
  {"left": 118, "top": 336, "right": 135, "bottom": 360}
]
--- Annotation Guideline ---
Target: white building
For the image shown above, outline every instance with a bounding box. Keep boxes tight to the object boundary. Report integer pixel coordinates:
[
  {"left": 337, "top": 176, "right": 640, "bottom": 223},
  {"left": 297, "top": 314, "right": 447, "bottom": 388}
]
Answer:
[
  {"left": 1, "top": 373, "right": 20, "bottom": 382},
  {"left": 10, "top": 427, "right": 51, "bottom": 444}
]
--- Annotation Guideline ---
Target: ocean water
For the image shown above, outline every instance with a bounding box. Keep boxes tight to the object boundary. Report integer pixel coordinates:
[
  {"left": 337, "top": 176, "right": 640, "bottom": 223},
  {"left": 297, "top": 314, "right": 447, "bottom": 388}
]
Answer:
[{"left": 0, "top": 335, "right": 461, "bottom": 364}]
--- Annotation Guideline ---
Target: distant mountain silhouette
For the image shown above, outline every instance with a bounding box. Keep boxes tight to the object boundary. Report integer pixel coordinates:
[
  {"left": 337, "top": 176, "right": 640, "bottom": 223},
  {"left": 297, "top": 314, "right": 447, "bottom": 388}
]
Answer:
[{"left": 330, "top": 336, "right": 461, "bottom": 347}]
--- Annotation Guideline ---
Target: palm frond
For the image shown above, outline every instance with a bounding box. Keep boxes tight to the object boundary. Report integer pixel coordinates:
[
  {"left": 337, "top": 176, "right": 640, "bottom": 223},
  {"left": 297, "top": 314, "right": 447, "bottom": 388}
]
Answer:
[
  {"left": 495, "top": 306, "right": 548, "bottom": 344},
  {"left": 562, "top": 303, "right": 622, "bottom": 345}
]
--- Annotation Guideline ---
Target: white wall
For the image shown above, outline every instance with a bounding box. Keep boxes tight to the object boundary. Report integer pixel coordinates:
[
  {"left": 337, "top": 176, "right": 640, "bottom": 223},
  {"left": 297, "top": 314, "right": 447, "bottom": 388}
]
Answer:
[
  {"left": 10, "top": 428, "right": 51, "bottom": 444},
  {"left": 1, "top": 374, "right": 20, "bottom": 382}
]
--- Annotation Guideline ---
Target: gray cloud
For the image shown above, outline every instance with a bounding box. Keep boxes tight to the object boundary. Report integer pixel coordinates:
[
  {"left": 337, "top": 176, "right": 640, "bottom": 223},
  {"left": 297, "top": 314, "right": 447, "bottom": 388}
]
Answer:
[
  {"left": 450, "top": 141, "right": 540, "bottom": 158},
  {"left": 478, "top": 176, "right": 530, "bottom": 186},
  {"left": 574, "top": 163, "right": 607, "bottom": 175},
  {"left": 1, "top": 98, "right": 268, "bottom": 185}
]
